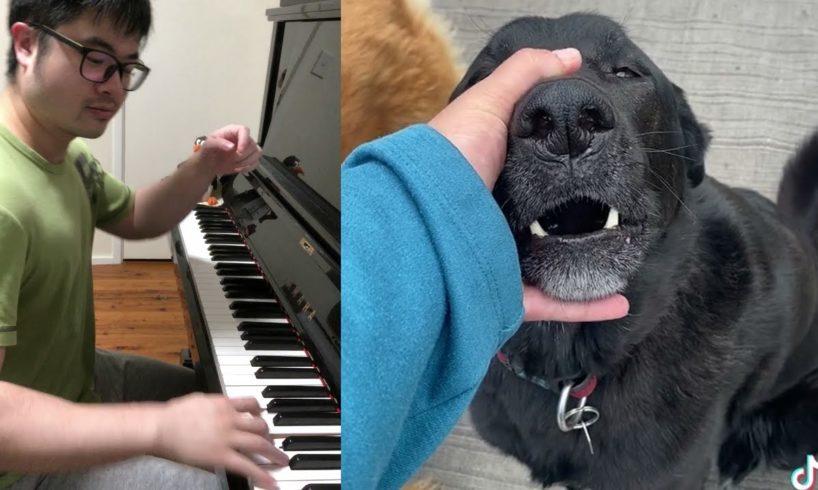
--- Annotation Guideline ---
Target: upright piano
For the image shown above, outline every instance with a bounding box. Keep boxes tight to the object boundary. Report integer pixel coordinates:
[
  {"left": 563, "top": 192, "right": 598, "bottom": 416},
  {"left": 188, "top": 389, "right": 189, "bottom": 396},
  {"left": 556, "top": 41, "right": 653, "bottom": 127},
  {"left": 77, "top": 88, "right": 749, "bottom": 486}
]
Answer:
[{"left": 171, "top": 2, "right": 340, "bottom": 489}]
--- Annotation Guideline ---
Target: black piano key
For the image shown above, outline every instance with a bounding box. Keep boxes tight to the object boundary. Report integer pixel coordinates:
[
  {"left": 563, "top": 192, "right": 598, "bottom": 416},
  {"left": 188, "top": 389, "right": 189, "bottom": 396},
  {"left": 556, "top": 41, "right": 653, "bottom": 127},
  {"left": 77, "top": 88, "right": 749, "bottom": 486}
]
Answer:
[
  {"left": 200, "top": 223, "right": 235, "bottom": 230},
  {"left": 237, "top": 322, "right": 290, "bottom": 332},
  {"left": 215, "top": 264, "right": 259, "bottom": 277},
  {"left": 198, "top": 216, "right": 231, "bottom": 223},
  {"left": 273, "top": 412, "right": 340, "bottom": 426},
  {"left": 251, "top": 355, "right": 312, "bottom": 368},
  {"left": 222, "top": 282, "right": 270, "bottom": 290},
  {"left": 267, "top": 399, "right": 337, "bottom": 413},
  {"left": 209, "top": 245, "right": 247, "bottom": 253},
  {"left": 255, "top": 367, "right": 317, "bottom": 379},
  {"left": 202, "top": 232, "right": 239, "bottom": 239},
  {"left": 213, "top": 262, "right": 259, "bottom": 274},
  {"left": 262, "top": 386, "right": 328, "bottom": 398},
  {"left": 233, "top": 308, "right": 286, "bottom": 319},
  {"left": 199, "top": 221, "right": 236, "bottom": 227},
  {"left": 214, "top": 263, "right": 256, "bottom": 271},
  {"left": 224, "top": 289, "right": 273, "bottom": 300},
  {"left": 241, "top": 329, "right": 296, "bottom": 339},
  {"left": 281, "top": 436, "right": 340, "bottom": 451},
  {"left": 244, "top": 339, "right": 302, "bottom": 350},
  {"left": 220, "top": 277, "right": 270, "bottom": 287},
  {"left": 229, "top": 300, "right": 283, "bottom": 312},
  {"left": 211, "top": 253, "right": 253, "bottom": 262},
  {"left": 194, "top": 207, "right": 226, "bottom": 215},
  {"left": 222, "top": 282, "right": 272, "bottom": 292},
  {"left": 289, "top": 454, "right": 340, "bottom": 471},
  {"left": 205, "top": 235, "right": 244, "bottom": 245},
  {"left": 301, "top": 485, "right": 340, "bottom": 490},
  {"left": 200, "top": 227, "right": 236, "bottom": 234},
  {"left": 239, "top": 326, "right": 292, "bottom": 336},
  {"left": 216, "top": 268, "right": 260, "bottom": 277}
]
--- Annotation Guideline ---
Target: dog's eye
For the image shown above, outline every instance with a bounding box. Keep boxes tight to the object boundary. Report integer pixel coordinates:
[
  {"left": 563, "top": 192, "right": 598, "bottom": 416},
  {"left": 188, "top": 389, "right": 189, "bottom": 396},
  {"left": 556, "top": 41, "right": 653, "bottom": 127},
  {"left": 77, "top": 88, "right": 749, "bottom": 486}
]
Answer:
[{"left": 613, "top": 67, "right": 640, "bottom": 79}]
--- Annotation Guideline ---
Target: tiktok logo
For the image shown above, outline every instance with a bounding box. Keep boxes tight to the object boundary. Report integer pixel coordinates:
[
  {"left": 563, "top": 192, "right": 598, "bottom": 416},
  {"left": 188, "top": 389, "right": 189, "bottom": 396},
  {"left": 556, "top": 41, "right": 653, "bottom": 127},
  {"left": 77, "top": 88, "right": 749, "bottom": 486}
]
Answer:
[{"left": 792, "top": 454, "right": 818, "bottom": 490}]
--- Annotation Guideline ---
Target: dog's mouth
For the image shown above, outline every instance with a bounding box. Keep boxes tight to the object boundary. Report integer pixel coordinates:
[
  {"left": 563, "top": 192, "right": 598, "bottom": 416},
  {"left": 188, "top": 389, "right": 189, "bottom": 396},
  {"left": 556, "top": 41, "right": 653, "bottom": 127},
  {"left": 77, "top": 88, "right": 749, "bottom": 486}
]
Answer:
[
  {"left": 529, "top": 197, "right": 622, "bottom": 238},
  {"left": 511, "top": 193, "right": 649, "bottom": 302}
]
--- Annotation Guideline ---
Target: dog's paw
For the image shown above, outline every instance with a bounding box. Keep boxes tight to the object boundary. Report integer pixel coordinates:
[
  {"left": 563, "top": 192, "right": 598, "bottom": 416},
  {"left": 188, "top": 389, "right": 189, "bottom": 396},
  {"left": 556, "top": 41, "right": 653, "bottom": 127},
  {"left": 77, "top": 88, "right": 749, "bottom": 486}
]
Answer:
[{"left": 717, "top": 430, "right": 762, "bottom": 485}]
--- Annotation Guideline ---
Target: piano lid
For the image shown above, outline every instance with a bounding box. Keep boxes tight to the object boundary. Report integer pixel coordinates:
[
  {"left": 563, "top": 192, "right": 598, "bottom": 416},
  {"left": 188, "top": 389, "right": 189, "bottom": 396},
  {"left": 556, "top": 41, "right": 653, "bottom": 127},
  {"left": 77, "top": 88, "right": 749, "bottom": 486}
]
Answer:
[{"left": 255, "top": 1, "right": 340, "bottom": 258}]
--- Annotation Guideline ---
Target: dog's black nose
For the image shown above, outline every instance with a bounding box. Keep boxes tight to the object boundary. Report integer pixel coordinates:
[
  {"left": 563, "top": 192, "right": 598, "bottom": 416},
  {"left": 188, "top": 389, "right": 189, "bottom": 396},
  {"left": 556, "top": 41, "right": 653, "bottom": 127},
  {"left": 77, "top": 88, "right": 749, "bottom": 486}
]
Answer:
[{"left": 511, "top": 79, "right": 615, "bottom": 158}]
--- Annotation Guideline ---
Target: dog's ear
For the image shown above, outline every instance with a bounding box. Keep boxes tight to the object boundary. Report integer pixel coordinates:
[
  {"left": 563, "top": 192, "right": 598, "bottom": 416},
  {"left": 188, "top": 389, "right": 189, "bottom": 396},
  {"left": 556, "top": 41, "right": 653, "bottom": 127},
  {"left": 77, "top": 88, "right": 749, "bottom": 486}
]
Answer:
[{"left": 673, "top": 84, "right": 711, "bottom": 187}]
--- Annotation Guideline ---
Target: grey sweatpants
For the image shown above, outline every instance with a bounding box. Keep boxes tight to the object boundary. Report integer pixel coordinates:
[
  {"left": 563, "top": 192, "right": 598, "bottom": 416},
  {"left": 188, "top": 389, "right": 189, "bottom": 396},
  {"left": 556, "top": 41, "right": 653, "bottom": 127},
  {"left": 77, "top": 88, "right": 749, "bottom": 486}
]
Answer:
[{"left": 8, "top": 349, "right": 227, "bottom": 490}]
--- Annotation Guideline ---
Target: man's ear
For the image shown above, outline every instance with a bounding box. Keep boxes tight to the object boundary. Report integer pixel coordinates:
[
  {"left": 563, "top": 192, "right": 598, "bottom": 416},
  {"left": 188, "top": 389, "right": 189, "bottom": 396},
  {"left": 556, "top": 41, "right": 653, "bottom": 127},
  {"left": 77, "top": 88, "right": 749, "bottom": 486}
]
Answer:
[
  {"left": 673, "top": 83, "right": 711, "bottom": 187},
  {"left": 10, "top": 22, "right": 38, "bottom": 73}
]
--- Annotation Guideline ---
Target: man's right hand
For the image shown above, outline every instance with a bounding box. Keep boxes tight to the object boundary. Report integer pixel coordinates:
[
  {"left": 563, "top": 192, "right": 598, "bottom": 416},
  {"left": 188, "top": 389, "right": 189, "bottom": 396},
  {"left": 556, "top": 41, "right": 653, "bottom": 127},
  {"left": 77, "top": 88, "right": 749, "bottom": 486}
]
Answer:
[{"left": 150, "top": 393, "right": 288, "bottom": 490}]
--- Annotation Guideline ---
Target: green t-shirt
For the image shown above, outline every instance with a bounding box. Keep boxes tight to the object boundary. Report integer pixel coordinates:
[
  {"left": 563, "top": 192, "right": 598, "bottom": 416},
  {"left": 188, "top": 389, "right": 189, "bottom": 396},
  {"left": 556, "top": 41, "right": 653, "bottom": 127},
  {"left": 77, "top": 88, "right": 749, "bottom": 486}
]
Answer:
[{"left": 0, "top": 124, "right": 133, "bottom": 487}]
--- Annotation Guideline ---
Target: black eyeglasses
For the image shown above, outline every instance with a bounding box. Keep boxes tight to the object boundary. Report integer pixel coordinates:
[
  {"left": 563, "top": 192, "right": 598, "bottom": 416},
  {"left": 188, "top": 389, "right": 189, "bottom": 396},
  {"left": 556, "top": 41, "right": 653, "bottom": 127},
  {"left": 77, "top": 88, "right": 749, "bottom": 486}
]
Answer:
[{"left": 29, "top": 23, "right": 150, "bottom": 91}]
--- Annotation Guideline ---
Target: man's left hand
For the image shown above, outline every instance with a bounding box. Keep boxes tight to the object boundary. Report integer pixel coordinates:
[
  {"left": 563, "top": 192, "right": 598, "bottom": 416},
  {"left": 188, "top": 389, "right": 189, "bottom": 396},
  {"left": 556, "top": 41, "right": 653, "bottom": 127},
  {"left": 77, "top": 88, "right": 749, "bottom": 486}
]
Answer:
[{"left": 195, "top": 125, "right": 263, "bottom": 176}]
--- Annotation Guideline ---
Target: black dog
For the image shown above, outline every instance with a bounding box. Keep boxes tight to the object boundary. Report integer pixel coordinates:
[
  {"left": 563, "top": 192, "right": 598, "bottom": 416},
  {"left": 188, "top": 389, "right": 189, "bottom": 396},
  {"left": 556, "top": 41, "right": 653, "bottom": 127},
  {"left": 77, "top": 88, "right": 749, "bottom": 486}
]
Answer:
[{"left": 451, "top": 13, "right": 818, "bottom": 489}]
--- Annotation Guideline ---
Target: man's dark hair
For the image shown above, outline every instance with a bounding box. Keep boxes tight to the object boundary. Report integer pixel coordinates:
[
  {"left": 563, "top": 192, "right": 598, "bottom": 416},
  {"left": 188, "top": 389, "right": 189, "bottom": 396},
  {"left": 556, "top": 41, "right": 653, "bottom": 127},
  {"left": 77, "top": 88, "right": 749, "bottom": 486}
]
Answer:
[{"left": 6, "top": 0, "right": 152, "bottom": 81}]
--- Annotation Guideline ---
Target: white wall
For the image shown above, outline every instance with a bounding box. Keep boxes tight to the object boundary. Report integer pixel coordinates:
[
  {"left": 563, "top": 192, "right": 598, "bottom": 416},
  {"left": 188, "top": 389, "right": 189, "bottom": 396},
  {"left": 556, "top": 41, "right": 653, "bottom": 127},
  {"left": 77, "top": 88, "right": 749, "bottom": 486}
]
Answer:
[{"left": 0, "top": 1, "right": 279, "bottom": 262}]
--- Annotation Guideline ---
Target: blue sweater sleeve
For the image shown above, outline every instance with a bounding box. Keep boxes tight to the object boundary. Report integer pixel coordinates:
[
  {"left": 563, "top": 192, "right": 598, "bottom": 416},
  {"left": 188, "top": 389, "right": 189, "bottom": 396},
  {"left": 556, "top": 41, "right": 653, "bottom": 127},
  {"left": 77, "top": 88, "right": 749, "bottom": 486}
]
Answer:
[{"left": 341, "top": 125, "right": 525, "bottom": 489}]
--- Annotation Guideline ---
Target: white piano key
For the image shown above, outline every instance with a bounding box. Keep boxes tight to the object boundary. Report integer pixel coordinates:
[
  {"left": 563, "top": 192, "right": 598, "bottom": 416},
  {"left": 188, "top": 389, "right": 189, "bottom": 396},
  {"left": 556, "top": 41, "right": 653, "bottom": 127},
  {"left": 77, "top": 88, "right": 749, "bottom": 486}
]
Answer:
[
  {"left": 268, "top": 466, "right": 340, "bottom": 483},
  {"left": 207, "top": 317, "right": 290, "bottom": 326}
]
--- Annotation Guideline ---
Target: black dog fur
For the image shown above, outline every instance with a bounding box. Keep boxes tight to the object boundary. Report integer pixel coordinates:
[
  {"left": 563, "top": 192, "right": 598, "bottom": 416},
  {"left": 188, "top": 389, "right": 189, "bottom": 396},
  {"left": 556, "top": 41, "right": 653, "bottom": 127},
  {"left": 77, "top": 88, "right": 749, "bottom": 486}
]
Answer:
[{"left": 451, "top": 13, "right": 818, "bottom": 490}]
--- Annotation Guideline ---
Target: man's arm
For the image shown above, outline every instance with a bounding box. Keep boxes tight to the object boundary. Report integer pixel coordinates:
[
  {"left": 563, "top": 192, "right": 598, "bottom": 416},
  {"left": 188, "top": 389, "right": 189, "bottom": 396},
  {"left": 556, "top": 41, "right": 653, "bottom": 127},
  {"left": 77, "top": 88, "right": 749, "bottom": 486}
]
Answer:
[
  {"left": 0, "top": 380, "right": 160, "bottom": 471},
  {"left": 0, "top": 381, "right": 286, "bottom": 489},
  {"left": 103, "top": 125, "right": 262, "bottom": 240}
]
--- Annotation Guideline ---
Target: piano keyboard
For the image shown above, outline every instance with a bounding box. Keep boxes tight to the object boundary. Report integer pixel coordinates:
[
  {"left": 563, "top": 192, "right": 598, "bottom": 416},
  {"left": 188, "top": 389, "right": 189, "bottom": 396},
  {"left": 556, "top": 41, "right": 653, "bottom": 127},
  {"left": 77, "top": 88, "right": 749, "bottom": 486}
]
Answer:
[{"left": 177, "top": 205, "right": 340, "bottom": 489}]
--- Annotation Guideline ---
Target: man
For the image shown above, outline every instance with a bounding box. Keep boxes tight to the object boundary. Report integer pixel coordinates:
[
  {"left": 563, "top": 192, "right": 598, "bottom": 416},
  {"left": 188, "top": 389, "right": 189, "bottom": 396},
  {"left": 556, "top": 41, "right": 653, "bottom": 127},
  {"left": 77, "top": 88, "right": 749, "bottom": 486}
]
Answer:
[{"left": 0, "top": 1, "right": 285, "bottom": 489}]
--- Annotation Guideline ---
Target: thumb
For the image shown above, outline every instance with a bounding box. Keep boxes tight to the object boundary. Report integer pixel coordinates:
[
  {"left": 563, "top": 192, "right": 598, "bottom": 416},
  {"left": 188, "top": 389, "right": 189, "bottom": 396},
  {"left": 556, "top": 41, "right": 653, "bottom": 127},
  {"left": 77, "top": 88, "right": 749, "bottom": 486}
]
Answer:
[
  {"left": 457, "top": 47, "right": 582, "bottom": 124},
  {"left": 522, "top": 285, "right": 629, "bottom": 322},
  {"left": 204, "top": 136, "right": 235, "bottom": 153}
]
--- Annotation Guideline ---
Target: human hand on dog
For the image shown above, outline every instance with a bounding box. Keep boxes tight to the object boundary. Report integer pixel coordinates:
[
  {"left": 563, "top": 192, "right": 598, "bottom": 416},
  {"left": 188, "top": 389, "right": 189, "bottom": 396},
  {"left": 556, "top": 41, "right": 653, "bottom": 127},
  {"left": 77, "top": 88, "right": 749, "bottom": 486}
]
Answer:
[
  {"left": 429, "top": 47, "right": 582, "bottom": 190},
  {"left": 523, "top": 285, "right": 628, "bottom": 322},
  {"left": 430, "top": 48, "right": 630, "bottom": 322}
]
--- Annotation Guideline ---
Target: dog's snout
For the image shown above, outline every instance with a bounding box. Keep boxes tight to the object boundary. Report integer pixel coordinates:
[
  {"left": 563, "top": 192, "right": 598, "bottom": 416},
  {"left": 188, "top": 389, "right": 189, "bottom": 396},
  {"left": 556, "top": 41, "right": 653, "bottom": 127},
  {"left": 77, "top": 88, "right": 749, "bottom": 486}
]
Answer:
[{"left": 511, "top": 79, "right": 615, "bottom": 158}]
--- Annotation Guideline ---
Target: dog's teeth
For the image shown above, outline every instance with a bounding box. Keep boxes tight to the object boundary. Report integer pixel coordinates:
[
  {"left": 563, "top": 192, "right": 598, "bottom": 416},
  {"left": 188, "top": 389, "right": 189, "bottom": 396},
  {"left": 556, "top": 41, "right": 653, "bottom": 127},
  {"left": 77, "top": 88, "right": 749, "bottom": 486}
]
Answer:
[
  {"left": 530, "top": 220, "right": 548, "bottom": 238},
  {"left": 604, "top": 208, "right": 620, "bottom": 230}
]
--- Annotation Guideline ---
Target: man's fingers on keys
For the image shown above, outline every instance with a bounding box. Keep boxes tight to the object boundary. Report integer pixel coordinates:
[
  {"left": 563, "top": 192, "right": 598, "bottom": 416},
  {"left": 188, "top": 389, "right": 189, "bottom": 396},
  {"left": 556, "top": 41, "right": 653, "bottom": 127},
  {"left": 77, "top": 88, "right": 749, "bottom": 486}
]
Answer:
[
  {"left": 235, "top": 413, "right": 270, "bottom": 436},
  {"left": 223, "top": 451, "right": 279, "bottom": 490},
  {"left": 232, "top": 432, "right": 289, "bottom": 466},
  {"left": 230, "top": 396, "right": 263, "bottom": 415}
]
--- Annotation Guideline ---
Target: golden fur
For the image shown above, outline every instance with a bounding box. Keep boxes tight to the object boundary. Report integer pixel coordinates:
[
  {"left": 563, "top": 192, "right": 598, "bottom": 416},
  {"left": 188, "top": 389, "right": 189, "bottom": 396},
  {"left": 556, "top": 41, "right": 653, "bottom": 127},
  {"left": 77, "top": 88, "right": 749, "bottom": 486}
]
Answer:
[{"left": 341, "top": 0, "right": 463, "bottom": 159}]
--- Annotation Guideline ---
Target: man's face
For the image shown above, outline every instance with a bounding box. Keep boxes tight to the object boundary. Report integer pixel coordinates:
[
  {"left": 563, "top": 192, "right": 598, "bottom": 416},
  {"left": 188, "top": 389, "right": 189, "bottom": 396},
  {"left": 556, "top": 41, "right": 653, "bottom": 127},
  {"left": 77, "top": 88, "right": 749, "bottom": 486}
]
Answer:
[{"left": 20, "top": 12, "right": 142, "bottom": 139}]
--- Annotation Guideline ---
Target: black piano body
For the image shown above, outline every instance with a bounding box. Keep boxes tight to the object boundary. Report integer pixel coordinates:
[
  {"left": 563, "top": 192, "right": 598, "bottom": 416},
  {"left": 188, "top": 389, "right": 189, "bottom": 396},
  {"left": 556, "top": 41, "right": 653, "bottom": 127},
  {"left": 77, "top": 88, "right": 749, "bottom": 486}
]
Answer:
[{"left": 171, "top": 2, "right": 340, "bottom": 488}]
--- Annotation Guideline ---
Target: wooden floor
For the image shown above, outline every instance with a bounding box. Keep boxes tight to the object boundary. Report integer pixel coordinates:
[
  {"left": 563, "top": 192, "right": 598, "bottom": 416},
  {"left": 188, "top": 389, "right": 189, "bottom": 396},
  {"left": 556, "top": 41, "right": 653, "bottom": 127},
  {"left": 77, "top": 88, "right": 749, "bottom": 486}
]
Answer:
[{"left": 93, "top": 260, "right": 188, "bottom": 365}]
